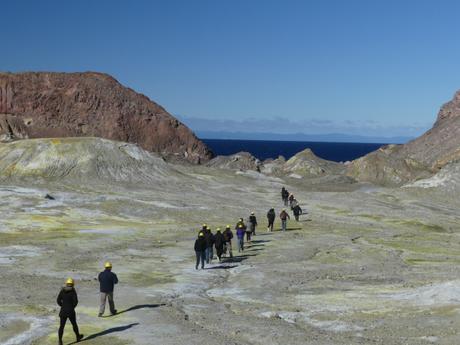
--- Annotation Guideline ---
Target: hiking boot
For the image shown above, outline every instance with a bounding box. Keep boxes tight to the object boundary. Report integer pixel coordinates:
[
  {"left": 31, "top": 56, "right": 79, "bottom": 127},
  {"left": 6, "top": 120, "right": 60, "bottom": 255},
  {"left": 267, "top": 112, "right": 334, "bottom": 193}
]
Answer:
[
  {"left": 76, "top": 334, "right": 84, "bottom": 342},
  {"left": 98, "top": 313, "right": 103, "bottom": 317},
  {"left": 111, "top": 309, "right": 117, "bottom": 315}
]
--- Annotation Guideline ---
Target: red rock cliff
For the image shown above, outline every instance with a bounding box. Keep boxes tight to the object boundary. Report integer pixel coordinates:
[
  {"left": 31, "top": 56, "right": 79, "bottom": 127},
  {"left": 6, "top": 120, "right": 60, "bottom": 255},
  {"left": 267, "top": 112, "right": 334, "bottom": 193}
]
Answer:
[{"left": 0, "top": 72, "right": 213, "bottom": 163}]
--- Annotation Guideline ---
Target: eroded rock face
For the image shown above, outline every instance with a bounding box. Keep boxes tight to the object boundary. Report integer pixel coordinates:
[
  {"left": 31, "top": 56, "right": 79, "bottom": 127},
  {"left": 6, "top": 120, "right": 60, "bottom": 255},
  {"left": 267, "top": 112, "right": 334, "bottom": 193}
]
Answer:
[
  {"left": 0, "top": 137, "right": 181, "bottom": 184},
  {"left": 206, "top": 151, "right": 262, "bottom": 171},
  {"left": 281, "top": 148, "right": 345, "bottom": 178},
  {"left": 0, "top": 72, "right": 213, "bottom": 163},
  {"left": 0, "top": 114, "right": 29, "bottom": 142},
  {"left": 348, "top": 90, "right": 460, "bottom": 186}
]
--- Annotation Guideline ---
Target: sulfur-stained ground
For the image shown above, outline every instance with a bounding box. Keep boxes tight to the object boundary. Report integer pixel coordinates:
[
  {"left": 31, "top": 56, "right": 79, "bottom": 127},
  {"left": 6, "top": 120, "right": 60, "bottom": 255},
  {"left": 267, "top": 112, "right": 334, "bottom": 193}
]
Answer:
[{"left": 1, "top": 163, "right": 460, "bottom": 345}]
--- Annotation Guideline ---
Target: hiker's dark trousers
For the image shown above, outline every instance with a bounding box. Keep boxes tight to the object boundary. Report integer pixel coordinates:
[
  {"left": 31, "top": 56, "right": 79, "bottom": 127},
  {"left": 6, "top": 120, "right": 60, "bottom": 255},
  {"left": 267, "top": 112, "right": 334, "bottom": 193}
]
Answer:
[
  {"left": 58, "top": 312, "right": 80, "bottom": 341},
  {"left": 196, "top": 250, "right": 206, "bottom": 268}
]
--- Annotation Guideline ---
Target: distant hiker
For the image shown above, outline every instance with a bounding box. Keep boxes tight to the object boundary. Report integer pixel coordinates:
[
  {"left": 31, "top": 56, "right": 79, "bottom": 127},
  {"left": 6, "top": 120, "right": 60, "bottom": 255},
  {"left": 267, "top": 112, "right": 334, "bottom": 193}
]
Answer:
[
  {"left": 246, "top": 223, "right": 252, "bottom": 242},
  {"left": 281, "top": 187, "right": 289, "bottom": 206},
  {"left": 292, "top": 204, "right": 302, "bottom": 221},
  {"left": 194, "top": 232, "right": 207, "bottom": 269},
  {"left": 267, "top": 208, "right": 276, "bottom": 232},
  {"left": 291, "top": 198, "right": 299, "bottom": 209},
  {"left": 45, "top": 193, "right": 55, "bottom": 200},
  {"left": 223, "top": 225, "right": 233, "bottom": 258},
  {"left": 204, "top": 228, "right": 215, "bottom": 264},
  {"left": 214, "top": 228, "right": 225, "bottom": 262},
  {"left": 249, "top": 212, "right": 258, "bottom": 236},
  {"left": 280, "top": 209, "right": 290, "bottom": 231},
  {"left": 236, "top": 224, "right": 246, "bottom": 252},
  {"left": 98, "top": 262, "right": 118, "bottom": 317},
  {"left": 57, "top": 278, "right": 84, "bottom": 345},
  {"left": 288, "top": 193, "right": 295, "bottom": 207},
  {"left": 236, "top": 218, "right": 246, "bottom": 230}
]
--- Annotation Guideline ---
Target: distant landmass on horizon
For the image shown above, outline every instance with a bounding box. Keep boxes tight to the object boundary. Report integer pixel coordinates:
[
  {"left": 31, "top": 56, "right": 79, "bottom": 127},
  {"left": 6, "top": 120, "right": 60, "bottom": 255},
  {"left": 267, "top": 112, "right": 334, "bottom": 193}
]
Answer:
[{"left": 196, "top": 130, "right": 413, "bottom": 144}]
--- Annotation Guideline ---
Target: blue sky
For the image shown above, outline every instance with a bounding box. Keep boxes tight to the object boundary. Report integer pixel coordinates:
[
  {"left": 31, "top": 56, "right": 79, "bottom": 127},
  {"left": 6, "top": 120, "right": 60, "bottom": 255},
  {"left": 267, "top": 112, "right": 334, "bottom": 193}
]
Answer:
[{"left": 2, "top": 0, "right": 460, "bottom": 139}]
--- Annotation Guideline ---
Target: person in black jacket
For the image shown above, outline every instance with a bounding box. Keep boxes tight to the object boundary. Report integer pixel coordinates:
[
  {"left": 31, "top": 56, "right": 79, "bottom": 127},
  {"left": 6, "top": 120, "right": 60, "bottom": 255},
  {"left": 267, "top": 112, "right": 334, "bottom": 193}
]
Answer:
[
  {"left": 57, "top": 278, "right": 84, "bottom": 345},
  {"left": 204, "top": 228, "right": 215, "bottom": 264},
  {"left": 98, "top": 262, "right": 118, "bottom": 317},
  {"left": 214, "top": 228, "right": 225, "bottom": 262},
  {"left": 223, "top": 225, "right": 233, "bottom": 258},
  {"left": 281, "top": 187, "right": 289, "bottom": 206},
  {"left": 249, "top": 212, "right": 258, "bottom": 236},
  {"left": 292, "top": 204, "right": 303, "bottom": 221},
  {"left": 267, "top": 208, "right": 276, "bottom": 232},
  {"left": 195, "top": 232, "right": 207, "bottom": 269}
]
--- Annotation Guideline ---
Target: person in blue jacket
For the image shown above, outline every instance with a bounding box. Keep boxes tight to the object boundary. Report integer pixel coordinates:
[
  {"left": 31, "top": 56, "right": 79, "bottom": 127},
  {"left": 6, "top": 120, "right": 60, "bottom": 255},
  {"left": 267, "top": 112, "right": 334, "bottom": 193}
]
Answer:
[{"left": 98, "top": 261, "right": 118, "bottom": 317}]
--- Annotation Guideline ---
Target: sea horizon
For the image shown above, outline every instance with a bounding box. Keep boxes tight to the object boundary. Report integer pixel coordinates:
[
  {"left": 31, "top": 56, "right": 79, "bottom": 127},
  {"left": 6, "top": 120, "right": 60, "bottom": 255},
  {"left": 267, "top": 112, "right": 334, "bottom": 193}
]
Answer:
[{"left": 202, "top": 138, "right": 387, "bottom": 162}]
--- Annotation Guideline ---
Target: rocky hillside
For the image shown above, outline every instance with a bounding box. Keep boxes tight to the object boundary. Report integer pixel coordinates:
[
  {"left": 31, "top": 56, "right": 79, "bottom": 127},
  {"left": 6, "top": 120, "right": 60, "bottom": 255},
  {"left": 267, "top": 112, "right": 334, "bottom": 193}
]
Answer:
[
  {"left": 0, "top": 137, "right": 181, "bottom": 185},
  {"left": 206, "top": 151, "right": 262, "bottom": 171},
  {"left": 281, "top": 148, "right": 345, "bottom": 178},
  {"left": 0, "top": 72, "right": 212, "bottom": 163},
  {"left": 348, "top": 91, "right": 460, "bottom": 186}
]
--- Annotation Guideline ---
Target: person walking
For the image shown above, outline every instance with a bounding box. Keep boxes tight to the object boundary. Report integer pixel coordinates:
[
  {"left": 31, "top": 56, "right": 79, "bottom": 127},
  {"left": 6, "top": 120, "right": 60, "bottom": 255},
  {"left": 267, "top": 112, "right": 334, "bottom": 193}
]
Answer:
[
  {"left": 280, "top": 208, "right": 290, "bottom": 232},
  {"left": 245, "top": 223, "right": 252, "bottom": 243},
  {"left": 249, "top": 212, "right": 258, "bottom": 236},
  {"left": 281, "top": 187, "right": 289, "bottom": 206},
  {"left": 204, "top": 228, "right": 215, "bottom": 264},
  {"left": 57, "top": 278, "right": 84, "bottom": 345},
  {"left": 98, "top": 262, "right": 118, "bottom": 317},
  {"left": 267, "top": 208, "right": 276, "bottom": 232},
  {"left": 223, "top": 225, "right": 233, "bottom": 258},
  {"left": 194, "top": 232, "right": 207, "bottom": 269},
  {"left": 292, "top": 204, "right": 303, "bottom": 221},
  {"left": 288, "top": 193, "right": 295, "bottom": 207},
  {"left": 236, "top": 224, "right": 245, "bottom": 252},
  {"left": 214, "top": 228, "right": 225, "bottom": 262}
]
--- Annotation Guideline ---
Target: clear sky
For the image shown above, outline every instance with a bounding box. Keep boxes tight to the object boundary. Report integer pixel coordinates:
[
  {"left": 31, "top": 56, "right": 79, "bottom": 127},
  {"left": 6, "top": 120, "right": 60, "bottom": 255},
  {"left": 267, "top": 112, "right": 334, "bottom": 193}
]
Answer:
[{"left": 2, "top": 0, "right": 460, "bottom": 139}]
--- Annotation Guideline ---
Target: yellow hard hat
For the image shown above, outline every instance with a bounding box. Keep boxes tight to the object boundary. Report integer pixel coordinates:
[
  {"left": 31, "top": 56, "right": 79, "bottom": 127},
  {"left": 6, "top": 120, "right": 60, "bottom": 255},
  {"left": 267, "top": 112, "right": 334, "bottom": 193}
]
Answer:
[
  {"left": 216, "top": 227, "right": 221, "bottom": 231},
  {"left": 226, "top": 225, "right": 230, "bottom": 228},
  {"left": 202, "top": 223, "right": 207, "bottom": 228},
  {"left": 251, "top": 212, "right": 254, "bottom": 215},
  {"left": 199, "top": 232, "right": 204, "bottom": 237},
  {"left": 66, "top": 278, "right": 74, "bottom": 286},
  {"left": 104, "top": 261, "right": 112, "bottom": 269}
]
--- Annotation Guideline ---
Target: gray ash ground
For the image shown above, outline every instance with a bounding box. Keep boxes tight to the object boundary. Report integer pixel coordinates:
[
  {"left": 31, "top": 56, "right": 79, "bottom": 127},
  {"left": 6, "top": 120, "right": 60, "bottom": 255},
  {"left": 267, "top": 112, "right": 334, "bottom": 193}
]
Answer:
[{"left": 1, "top": 163, "right": 460, "bottom": 345}]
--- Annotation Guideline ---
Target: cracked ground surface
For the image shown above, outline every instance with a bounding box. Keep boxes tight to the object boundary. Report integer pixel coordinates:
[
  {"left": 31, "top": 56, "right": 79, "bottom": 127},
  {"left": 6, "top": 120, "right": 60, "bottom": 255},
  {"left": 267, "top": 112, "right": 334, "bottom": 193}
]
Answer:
[{"left": 1, "top": 164, "right": 460, "bottom": 345}]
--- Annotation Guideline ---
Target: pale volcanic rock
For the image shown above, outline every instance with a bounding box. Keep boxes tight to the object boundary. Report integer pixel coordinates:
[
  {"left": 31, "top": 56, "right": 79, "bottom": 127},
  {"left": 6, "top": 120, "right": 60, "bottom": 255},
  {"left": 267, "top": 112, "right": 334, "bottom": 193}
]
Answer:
[
  {"left": 348, "top": 90, "right": 460, "bottom": 185},
  {"left": 281, "top": 148, "right": 345, "bottom": 178},
  {"left": 206, "top": 151, "right": 262, "bottom": 171},
  {"left": 0, "top": 72, "right": 213, "bottom": 163}
]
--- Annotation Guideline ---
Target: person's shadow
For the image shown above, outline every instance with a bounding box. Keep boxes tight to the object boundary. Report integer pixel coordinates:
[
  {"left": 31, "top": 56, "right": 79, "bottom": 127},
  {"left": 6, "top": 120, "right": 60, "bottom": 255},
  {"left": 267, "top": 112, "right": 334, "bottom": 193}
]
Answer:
[
  {"left": 115, "top": 303, "right": 165, "bottom": 316},
  {"left": 70, "top": 323, "right": 139, "bottom": 343}
]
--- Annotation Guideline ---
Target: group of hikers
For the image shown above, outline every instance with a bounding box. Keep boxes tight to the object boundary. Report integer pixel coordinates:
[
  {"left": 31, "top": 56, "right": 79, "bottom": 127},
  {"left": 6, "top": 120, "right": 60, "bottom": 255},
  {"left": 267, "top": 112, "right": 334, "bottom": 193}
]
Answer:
[
  {"left": 56, "top": 262, "right": 119, "bottom": 344},
  {"left": 193, "top": 214, "right": 258, "bottom": 269},
  {"left": 58, "top": 186, "right": 303, "bottom": 343},
  {"left": 194, "top": 186, "right": 305, "bottom": 269},
  {"left": 281, "top": 186, "right": 303, "bottom": 221}
]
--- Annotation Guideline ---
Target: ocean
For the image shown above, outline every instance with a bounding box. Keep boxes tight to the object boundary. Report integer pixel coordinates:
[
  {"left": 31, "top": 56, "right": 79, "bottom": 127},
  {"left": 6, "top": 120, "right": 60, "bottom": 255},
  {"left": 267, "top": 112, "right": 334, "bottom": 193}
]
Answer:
[{"left": 202, "top": 139, "right": 386, "bottom": 162}]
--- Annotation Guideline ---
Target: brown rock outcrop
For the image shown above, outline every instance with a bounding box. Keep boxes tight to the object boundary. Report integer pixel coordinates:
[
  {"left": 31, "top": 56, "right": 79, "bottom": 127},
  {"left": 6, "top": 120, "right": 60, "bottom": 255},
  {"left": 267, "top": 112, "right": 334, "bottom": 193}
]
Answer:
[
  {"left": 347, "top": 90, "right": 460, "bottom": 185},
  {"left": 0, "top": 114, "right": 29, "bottom": 142},
  {"left": 0, "top": 72, "right": 213, "bottom": 163}
]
